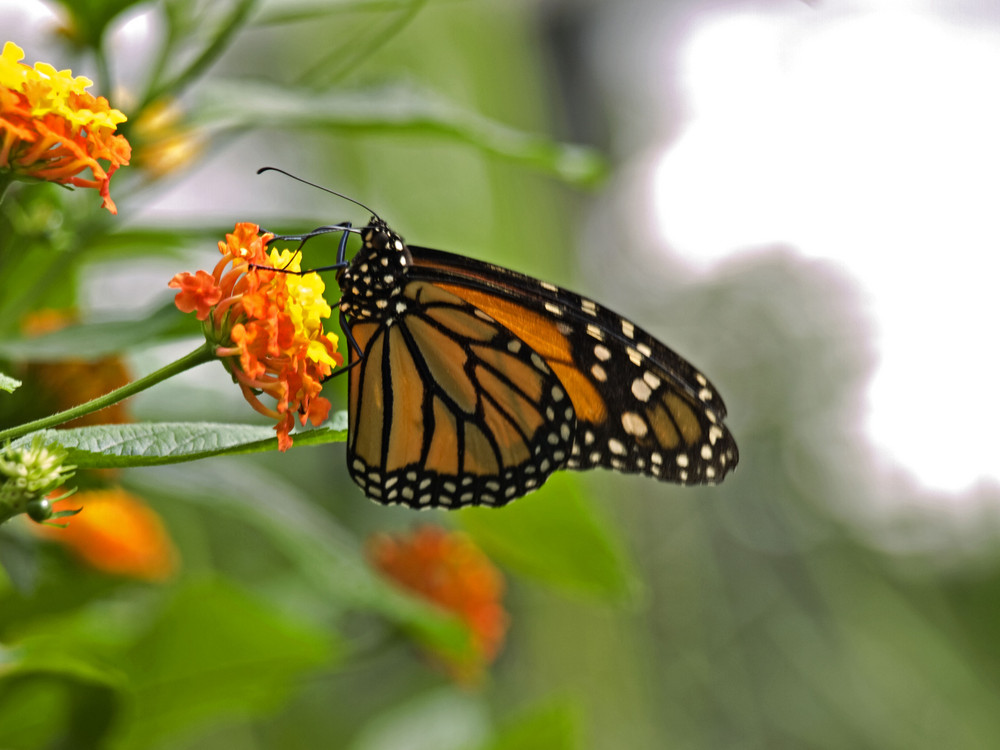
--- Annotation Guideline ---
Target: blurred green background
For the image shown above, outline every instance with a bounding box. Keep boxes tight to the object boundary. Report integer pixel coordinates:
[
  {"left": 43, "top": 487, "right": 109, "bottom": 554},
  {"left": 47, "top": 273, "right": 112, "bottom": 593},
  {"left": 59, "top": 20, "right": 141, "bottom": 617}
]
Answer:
[{"left": 2, "top": 0, "right": 1000, "bottom": 748}]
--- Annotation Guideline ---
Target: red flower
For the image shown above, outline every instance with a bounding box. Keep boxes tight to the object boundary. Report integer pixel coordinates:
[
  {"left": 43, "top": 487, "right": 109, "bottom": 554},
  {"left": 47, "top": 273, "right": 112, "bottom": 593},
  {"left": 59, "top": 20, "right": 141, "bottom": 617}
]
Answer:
[
  {"left": 369, "top": 525, "right": 509, "bottom": 683},
  {"left": 169, "top": 223, "right": 342, "bottom": 449}
]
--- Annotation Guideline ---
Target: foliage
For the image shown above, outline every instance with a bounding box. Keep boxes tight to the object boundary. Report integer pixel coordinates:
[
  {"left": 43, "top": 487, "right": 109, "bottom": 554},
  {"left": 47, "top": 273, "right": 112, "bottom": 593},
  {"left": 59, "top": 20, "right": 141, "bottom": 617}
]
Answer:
[
  {"left": 3, "top": 1, "right": 1000, "bottom": 749},
  {"left": 0, "top": 0, "right": 612, "bottom": 746}
]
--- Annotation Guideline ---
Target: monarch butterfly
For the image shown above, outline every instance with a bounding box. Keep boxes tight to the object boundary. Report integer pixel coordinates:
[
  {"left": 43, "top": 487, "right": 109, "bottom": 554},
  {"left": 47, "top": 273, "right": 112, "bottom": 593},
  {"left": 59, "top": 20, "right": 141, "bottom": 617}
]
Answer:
[{"left": 264, "top": 175, "right": 738, "bottom": 509}]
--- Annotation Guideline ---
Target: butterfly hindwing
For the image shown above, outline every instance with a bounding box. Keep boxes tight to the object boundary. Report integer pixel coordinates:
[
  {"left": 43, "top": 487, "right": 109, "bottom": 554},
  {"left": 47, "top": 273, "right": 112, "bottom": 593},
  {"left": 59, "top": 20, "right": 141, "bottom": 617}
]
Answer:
[{"left": 346, "top": 279, "right": 576, "bottom": 508}]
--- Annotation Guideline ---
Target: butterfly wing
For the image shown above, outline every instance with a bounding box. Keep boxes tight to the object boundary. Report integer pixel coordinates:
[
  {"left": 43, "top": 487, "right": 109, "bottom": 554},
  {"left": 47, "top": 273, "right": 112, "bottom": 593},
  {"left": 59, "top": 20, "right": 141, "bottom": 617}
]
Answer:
[
  {"left": 346, "top": 279, "right": 576, "bottom": 508},
  {"left": 406, "top": 245, "right": 739, "bottom": 485}
]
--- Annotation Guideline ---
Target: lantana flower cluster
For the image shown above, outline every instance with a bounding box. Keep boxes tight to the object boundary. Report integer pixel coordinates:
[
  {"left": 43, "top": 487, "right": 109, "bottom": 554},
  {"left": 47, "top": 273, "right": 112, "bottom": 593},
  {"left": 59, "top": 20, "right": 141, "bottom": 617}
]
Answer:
[
  {"left": 0, "top": 41, "right": 131, "bottom": 212},
  {"left": 169, "top": 223, "right": 343, "bottom": 449}
]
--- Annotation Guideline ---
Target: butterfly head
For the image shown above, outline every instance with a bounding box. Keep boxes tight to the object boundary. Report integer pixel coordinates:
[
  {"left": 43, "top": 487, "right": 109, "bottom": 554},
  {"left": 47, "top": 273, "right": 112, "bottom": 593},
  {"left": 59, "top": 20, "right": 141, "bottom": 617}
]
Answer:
[{"left": 337, "top": 218, "right": 413, "bottom": 321}]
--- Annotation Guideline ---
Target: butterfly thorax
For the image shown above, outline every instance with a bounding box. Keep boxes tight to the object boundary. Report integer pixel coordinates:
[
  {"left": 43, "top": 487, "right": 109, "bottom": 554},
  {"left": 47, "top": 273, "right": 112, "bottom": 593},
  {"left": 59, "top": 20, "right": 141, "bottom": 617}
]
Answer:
[{"left": 337, "top": 219, "right": 413, "bottom": 321}]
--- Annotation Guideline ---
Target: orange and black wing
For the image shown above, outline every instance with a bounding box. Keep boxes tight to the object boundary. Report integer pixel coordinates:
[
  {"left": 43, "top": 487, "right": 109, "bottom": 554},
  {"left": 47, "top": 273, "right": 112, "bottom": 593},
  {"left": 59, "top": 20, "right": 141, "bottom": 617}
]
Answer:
[
  {"left": 346, "top": 279, "right": 576, "bottom": 508},
  {"left": 406, "top": 245, "right": 739, "bottom": 485}
]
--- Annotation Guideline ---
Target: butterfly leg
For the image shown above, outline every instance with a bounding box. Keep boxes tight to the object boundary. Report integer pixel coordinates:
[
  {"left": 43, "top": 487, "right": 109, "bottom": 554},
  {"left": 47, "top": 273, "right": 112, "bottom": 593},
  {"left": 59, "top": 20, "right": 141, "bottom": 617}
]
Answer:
[
  {"left": 259, "top": 223, "right": 355, "bottom": 273},
  {"left": 324, "top": 310, "right": 364, "bottom": 381},
  {"left": 264, "top": 222, "right": 357, "bottom": 245}
]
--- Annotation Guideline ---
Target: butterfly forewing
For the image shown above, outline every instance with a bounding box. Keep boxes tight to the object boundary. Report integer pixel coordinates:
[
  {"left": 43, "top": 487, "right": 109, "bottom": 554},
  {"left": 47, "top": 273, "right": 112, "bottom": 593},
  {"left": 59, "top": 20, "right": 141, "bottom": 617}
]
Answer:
[
  {"left": 406, "top": 245, "right": 738, "bottom": 485},
  {"left": 346, "top": 279, "right": 576, "bottom": 508}
]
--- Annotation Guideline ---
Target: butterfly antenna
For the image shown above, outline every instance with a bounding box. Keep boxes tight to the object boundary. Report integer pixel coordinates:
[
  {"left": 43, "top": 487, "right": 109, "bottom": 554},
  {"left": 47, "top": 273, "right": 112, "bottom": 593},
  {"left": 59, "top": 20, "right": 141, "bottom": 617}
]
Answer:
[{"left": 256, "top": 166, "right": 381, "bottom": 219}]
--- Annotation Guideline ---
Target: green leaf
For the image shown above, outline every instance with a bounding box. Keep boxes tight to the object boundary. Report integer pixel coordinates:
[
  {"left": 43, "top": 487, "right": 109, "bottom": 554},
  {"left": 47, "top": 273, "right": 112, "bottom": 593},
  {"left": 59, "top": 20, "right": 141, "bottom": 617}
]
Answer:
[
  {"left": 0, "top": 302, "right": 194, "bottom": 361},
  {"left": 484, "top": 700, "right": 580, "bottom": 750},
  {"left": 0, "top": 527, "right": 40, "bottom": 594},
  {"left": 13, "top": 416, "right": 349, "bottom": 468},
  {"left": 130, "top": 462, "right": 475, "bottom": 664},
  {"left": 113, "top": 578, "right": 332, "bottom": 748},
  {"left": 194, "top": 80, "right": 607, "bottom": 187},
  {"left": 349, "top": 688, "right": 490, "bottom": 750},
  {"left": 84, "top": 226, "right": 221, "bottom": 262},
  {"left": 47, "top": 0, "right": 149, "bottom": 48},
  {"left": 144, "top": 0, "right": 258, "bottom": 107},
  {"left": 459, "top": 474, "right": 641, "bottom": 603},
  {"left": 0, "top": 645, "right": 122, "bottom": 750},
  {"left": 0, "top": 372, "right": 21, "bottom": 393},
  {"left": 258, "top": 0, "right": 422, "bottom": 25}
]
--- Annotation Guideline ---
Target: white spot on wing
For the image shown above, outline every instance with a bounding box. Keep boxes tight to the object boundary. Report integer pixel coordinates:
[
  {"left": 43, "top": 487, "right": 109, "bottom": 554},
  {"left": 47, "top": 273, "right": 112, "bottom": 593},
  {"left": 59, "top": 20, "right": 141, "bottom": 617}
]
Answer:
[
  {"left": 621, "top": 412, "right": 648, "bottom": 437},
  {"left": 631, "top": 377, "right": 652, "bottom": 402}
]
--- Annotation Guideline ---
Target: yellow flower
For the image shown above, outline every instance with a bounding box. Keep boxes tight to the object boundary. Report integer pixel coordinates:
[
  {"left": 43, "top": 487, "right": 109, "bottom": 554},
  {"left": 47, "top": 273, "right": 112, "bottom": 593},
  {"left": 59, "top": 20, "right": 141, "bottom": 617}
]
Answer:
[
  {"left": 0, "top": 41, "right": 130, "bottom": 213},
  {"left": 130, "top": 98, "right": 203, "bottom": 178},
  {"left": 169, "top": 224, "right": 343, "bottom": 450}
]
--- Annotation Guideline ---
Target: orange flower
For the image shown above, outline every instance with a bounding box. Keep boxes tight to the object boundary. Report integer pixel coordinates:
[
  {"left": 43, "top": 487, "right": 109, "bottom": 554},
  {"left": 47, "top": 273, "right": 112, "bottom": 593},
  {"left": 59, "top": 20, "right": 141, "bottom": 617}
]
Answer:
[
  {"left": 168, "top": 223, "right": 343, "bottom": 450},
  {"left": 21, "top": 309, "right": 133, "bottom": 428},
  {"left": 0, "top": 41, "right": 131, "bottom": 213},
  {"left": 369, "top": 525, "right": 509, "bottom": 683},
  {"left": 32, "top": 488, "right": 178, "bottom": 581}
]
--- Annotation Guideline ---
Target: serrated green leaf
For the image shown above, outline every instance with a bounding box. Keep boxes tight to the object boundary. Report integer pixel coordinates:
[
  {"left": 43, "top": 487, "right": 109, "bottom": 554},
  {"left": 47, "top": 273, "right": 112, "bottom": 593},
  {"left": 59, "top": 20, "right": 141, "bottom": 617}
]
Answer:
[
  {"left": 0, "top": 372, "right": 21, "bottom": 393},
  {"left": 0, "top": 302, "right": 195, "bottom": 361},
  {"left": 460, "top": 473, "right": 641, "bottom": 603},
  {"left": 12, "top": 416, "right": 349, "bottom": 468},
  {"left": 194, "top": 80, "right": 607, "bottom": 187}
]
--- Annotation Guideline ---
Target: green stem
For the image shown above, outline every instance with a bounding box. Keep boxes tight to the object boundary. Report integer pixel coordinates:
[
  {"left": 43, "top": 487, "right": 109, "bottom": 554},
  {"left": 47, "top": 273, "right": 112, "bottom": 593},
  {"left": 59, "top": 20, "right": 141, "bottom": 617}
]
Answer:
[
  {"left": 0, "top": 173, "right": 13, "bottom": 206},
  {"left": 0, "top": 343, "right": 216, "bottom": 443}
]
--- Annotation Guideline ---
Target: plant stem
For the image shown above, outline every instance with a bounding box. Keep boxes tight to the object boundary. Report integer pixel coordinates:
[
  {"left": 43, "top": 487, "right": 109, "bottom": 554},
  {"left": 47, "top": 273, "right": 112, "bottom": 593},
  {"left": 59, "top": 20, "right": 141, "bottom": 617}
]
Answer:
[
  {"left": 0, "top": 173, "right": 13, "bottom": 206},
  {"left": 0, "top": 343, "right": 216, "bottom": 443}
]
